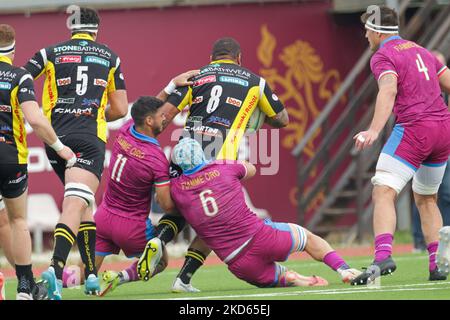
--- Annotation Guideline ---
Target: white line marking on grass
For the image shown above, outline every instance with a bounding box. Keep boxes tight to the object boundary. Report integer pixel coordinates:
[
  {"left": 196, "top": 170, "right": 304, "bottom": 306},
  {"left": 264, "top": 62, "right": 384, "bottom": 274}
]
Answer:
[{"left": 152, "top": 281, "right": 450, "bottom": 300}]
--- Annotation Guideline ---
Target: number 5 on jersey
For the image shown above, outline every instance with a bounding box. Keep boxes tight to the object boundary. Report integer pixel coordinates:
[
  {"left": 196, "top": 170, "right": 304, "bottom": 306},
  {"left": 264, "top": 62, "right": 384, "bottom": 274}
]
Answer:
[{"left": 76, "top": 66, "right": 89, "bottom": 96}]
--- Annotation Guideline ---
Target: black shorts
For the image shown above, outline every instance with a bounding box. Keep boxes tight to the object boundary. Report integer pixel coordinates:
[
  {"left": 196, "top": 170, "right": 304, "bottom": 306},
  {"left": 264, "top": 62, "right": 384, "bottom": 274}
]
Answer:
[
  {"left": 0, "top": 164, "right": 28, "bottom": 198},
  {"left": 45, "top": 133, "right": 106, "bottom": 184}
]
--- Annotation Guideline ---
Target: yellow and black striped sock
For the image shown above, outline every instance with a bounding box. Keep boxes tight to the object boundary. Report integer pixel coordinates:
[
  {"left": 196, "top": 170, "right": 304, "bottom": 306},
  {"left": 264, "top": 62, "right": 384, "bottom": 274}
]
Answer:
[
  {"left": 155, "top": 214, "right": 186, "bottom": 245},
  {"left": 51, "top": 223, "right": 76, "bottom": 280},
  {"left": 77, "top": 221, "right": 97, "bottom": 278},
  {"left": 177, "top": 248, "right": 206, "bottom": 284}
]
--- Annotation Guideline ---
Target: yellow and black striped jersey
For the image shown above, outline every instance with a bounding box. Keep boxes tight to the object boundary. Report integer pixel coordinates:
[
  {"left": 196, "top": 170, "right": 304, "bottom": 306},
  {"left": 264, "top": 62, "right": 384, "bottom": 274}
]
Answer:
[
  {"left": 0, "top": 56, "right": 36, "bottom": 164},
  {"left": 167, "top": 59, "right": 285, "bottom": 160},
  {"left": 24, "top": 34, "right": 126, "bottom": 142}
]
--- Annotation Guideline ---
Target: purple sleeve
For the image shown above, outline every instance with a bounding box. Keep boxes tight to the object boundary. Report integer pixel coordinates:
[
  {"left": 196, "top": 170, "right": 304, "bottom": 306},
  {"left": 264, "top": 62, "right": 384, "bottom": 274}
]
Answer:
[
  {"left": 370, "top": 52, "right": 398, "bottom": 82},
  {"left": 153, "top": 153, "right": 170, "bottom": 188},
  {"left": 226, "top": 161, "right": 247, "bottom": 180},
  {"left": 435, "top": 55, "right": 449, "bottom": 78}
]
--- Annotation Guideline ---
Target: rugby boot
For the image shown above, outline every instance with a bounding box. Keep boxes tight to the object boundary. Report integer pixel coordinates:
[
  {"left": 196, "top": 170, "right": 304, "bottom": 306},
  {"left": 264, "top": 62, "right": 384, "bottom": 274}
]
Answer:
[{"left": 351, "top": 256, "right": 396, "bottom": 286}]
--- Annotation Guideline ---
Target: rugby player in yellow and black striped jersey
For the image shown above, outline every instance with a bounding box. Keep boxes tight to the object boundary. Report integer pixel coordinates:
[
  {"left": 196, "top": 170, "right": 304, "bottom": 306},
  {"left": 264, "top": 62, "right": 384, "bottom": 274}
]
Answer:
[
  {"left": 138, "top": 38, "right": 289, "bottom": 293},
  {"left": 23, "top": 7, "right": 129, "bottom": 299},
  {"left": 163, "top": 38, "right": 288, "bottom": 164},
  {"left": 0, "top": 24, "right": 76, "bottom": 300}
]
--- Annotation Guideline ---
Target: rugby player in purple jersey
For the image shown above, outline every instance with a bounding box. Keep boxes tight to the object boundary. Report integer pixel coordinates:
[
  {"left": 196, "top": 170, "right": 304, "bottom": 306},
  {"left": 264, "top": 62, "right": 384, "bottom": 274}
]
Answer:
[
  {"left": 166, "top": 138, "right": 361, "bottom": 288},
  {"left": 353, "top": 6, "right": 450, "bottom": 285}
]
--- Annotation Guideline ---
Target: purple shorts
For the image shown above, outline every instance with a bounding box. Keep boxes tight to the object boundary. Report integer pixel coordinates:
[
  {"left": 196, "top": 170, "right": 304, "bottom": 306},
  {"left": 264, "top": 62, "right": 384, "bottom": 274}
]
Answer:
[
  {"left": 227, "top": 220, "right": 296, "bottom": 288},
  {"left": 95, "top": 205, "right": 155, "bottom": 258},
  {"left": 383, "top": 120, "right": 450, "bottom": 169}
]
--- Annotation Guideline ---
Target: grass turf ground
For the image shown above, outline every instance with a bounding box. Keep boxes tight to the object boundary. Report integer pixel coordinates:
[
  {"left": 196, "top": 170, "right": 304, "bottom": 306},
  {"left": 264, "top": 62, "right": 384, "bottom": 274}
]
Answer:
[{"left": 3, "top": 252, "right": 450, "bottom": 300}]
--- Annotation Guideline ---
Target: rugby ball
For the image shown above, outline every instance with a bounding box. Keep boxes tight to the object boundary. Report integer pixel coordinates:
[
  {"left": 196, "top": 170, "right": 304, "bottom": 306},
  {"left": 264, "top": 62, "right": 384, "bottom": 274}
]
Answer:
[{"left": 245, "top": 107, "right": 266, "bottom": 134}]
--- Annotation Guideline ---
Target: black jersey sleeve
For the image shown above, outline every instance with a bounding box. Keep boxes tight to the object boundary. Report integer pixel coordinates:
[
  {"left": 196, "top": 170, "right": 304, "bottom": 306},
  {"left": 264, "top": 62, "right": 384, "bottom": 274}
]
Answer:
[
  {"left": 17, "top": 73, "right": 37, "bottom": 104},
  {"left": 258, "top": 79, "right": 285, "bottom": 117},
  {"left": 23, "top": 48, "right": 47, "bottom": 79},
  {"left": 167, "top": 86, "right": 192, "bottom": 111},
  {"left": 107, "top": 57, "right": 126, "bottom": 92}
]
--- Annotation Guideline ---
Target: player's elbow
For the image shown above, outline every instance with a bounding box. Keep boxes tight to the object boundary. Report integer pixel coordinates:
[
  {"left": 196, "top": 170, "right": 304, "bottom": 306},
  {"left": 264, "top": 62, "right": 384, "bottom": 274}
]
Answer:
[
  {"left": 157, "top": 196, "right": 177, "bottom": 214},
  {"left": 268, "top": 110, "right": 289, "bottom": 128},
  {"left": 114, "top": 103, "right": 129, "bottom": 118},
  {"left": 379, "top": 86, "right": 397, "bottom": 99}
]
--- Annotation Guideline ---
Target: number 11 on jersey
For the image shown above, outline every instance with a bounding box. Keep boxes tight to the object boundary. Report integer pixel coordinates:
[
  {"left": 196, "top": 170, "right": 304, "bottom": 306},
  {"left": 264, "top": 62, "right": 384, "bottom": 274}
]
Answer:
[{"left": 111, "top": 154, "right": 127, "bottom": 182}]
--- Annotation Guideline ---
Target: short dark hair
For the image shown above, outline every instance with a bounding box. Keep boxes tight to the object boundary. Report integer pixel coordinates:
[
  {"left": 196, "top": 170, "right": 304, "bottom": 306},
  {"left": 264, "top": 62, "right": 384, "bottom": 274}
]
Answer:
[
  {"left": 211, "top": 37, "right": 241, "bottom": 60},
  {"left": 0, "top": 24, "right": 15, "bottom": 47},
  {"left": 71, "top": 7, "right": 100, "bottom": 36},
  {"left": 131, "top": 96, "right": 164, "bottom": 127},
  {"left": 361, "top": 5, "right": 399, "bottom": 27}
]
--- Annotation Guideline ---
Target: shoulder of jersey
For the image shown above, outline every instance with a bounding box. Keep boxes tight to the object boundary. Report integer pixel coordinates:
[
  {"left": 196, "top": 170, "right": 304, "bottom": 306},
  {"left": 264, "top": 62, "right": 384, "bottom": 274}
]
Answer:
[{"left": 197, "top": 63, "right": 259, "bottom": 78}]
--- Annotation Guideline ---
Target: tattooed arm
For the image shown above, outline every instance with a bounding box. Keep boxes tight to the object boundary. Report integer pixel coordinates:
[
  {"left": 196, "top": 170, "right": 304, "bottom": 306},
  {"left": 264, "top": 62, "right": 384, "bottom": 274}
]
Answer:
[{"left": 354, "top": 74, "right": 398, "bottom": 151}]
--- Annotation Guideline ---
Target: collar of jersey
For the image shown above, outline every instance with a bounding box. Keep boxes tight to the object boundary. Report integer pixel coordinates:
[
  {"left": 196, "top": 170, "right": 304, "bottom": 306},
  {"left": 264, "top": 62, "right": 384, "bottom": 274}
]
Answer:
[
  {"left": 210, "top": 59, "right": 237, "bottom": 65},
  {"left": 184, "top": 160, "right": 211, "bottom": 176},
  {"left": 72, "top": 33, "right": 95, "bottom": 41},
  {"left": 0, "top": 56, "right": 12, "bottom": 65},
  {"left": 130, "top": 125, "right": 160, "bottom": 146},
  {"left": 380, "top": 35, "right": 402, "bottom": 49}
]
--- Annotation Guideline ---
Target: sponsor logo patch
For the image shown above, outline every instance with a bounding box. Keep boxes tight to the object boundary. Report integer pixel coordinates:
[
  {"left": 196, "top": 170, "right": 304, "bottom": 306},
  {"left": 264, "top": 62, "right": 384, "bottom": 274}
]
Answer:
[
  {"left": 82, "top": 98, "right": 100, "bottom": 108},
  {"left": 29, "top": 58, "right": 42, "bottom": 69},
  {"left": 85, "top": 56, "right": 110, "bottom": 67},
  {"left": 57, "top": 77, "right": 71, "bottom": 86},
  {"left": 0, "top": 105, "right": 11, "bottom": 112},
  {"left": 8, "top": 173, "right": 27, "bottom": 184},
  {"left": 0, "top": 125, "right": 12, "bottom": 131},
  {"left": 206, "top": 116, "right": 231, "bottom": 127},
  {"left": 193, "top": 75, "right": 216, "bottom": 87},
  {"left": 187, "top": 116, "right": 203, "bottom": 122},
  {"left": 56, "top": 97, "right": 75, "bottom": 104},
  {"left": 0, "top": 82, "right": 12, "bottom": 90},
  {"left": 226, "top": 97, "right": 242, "bottom": 107},
  {"left": 192, "top": 96, "right": 203, "bottom": 104},
  {"left": 55, "top": 55, "right": 82, "bottom": 64},
  {"left": 94, "top": 78, "right": 107, "bottom": 87},
  {"left": 54, "top": 107, "right": 93, "bottom": 117},
  {"left": 219, "top": 76, "right": 248, "bottom": 87}
]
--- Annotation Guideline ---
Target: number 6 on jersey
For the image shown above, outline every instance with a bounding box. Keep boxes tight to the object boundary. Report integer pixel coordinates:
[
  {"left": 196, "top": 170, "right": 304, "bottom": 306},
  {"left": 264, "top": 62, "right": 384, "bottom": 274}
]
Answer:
[{"left": 199, "top": 189, "right": 219, "bottom": 216}]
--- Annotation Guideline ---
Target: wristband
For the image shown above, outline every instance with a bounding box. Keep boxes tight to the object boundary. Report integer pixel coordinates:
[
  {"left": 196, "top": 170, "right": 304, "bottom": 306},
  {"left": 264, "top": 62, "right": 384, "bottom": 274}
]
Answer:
[
  {"left": 50, "top": 139, "right": 64, "bottom": 152},
  {"left": 163, "top": 80, "right": 176, "bottom": 95}
]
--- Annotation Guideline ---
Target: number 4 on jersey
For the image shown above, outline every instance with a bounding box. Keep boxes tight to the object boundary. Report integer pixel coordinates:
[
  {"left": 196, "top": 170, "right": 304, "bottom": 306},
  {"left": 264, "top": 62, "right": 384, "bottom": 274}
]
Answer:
[{"left": 416, "top": 54, "right": 430, "bottom": 81}]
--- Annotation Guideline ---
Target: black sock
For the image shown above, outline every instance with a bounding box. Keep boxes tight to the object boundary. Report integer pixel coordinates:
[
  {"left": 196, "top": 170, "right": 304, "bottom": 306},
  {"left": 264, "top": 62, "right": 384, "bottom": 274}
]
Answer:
[
  {"left": 51, "top": 223, "right": 76, "bottom": 280},
  {"left": 15, "top": 264, "right": 34, "bottom": 293},
  {"left": 155, "top": 215, "right": 186, "bottom": 245},
  {"left": 77, "top": 221, "right": 97, "bottom": 278},
  {"left": 177, "top": 248, "right": 206, "bottom": 284}
]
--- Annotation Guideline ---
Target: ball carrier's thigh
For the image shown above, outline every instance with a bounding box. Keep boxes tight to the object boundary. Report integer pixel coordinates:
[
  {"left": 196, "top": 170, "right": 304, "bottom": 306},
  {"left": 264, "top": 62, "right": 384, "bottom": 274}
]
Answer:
[{"left": 46, "top": 134, "right": 105, "bottom": 231}]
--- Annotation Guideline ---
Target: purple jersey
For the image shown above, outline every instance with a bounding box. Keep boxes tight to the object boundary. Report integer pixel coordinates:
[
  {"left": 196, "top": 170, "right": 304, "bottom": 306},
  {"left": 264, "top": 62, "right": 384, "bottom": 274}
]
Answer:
[
  {"left": 101, "top": 119, "right": 170, "bottom": 221},
  {"left": 370, "top": 36, "right": 450, "bottom": 124},
  {"left": 170, "top": 161, "right": 264, "bottom": 262}
]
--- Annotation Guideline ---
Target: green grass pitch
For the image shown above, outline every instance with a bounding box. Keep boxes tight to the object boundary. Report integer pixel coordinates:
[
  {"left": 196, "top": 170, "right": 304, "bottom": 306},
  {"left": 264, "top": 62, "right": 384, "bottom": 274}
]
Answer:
[{"left": 3, "top": 252, "right": 450, "bottom": 300}]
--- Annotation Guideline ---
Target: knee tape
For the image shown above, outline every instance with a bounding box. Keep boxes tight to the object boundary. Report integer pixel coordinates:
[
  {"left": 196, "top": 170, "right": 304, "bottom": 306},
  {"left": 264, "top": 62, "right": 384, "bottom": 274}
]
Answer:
[
  {"left": 371, "top": 171, "right": 410, "bottom": 194},
  {"left": 64, "top": 183, "right": 95, "bottom": 207},
  {"left": 412, "top": 178, "right": 440, "bottom": 195},
  {"left": 289, "top": 223, "right": 308, "bottom": 252}
]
